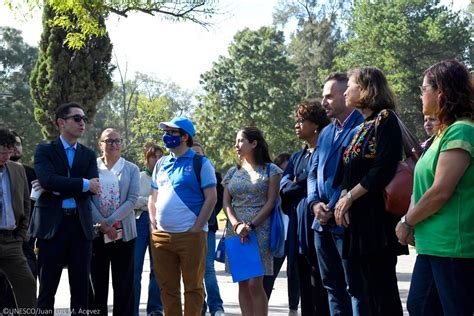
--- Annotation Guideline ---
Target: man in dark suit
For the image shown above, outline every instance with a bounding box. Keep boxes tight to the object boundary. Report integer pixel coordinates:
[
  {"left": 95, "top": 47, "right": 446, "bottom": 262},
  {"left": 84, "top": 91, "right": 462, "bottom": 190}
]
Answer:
[
  {"left": 0, "top": 128, "right": 36, "bottom": 314},
  {"left": 29, "top": 102, "right": 100, "bottom": 315},
  {"left": 307, "top": 73, "right": 364, "bottom": 315}
]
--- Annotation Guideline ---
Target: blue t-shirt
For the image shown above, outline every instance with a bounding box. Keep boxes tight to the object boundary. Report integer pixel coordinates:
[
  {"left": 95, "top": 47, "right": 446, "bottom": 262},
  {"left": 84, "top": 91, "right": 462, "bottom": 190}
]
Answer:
[{"left": 151, "top": 149, "right": 217, "bottom": 232}]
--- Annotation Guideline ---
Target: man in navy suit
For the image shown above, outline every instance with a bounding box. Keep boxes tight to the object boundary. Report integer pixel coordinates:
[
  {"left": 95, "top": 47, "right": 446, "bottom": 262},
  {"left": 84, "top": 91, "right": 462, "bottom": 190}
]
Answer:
[
  {"left": 307, "top": 73, "right": 364, "bottom": 315},
  {"left": 29, "top": 102, "right": 100, "bottom": 315}
]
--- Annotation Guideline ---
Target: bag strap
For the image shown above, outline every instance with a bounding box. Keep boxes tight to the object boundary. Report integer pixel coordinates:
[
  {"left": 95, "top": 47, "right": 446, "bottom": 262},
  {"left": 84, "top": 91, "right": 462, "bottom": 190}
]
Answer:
[
  {"left": 393, "top": 112, "right": 423, "bottom": 159},
  {"left": 375, "top": 110, "right": 422, "bottom": 159},
  {"left": 193, "top": 153, "right": 203, "bottom": 186}
]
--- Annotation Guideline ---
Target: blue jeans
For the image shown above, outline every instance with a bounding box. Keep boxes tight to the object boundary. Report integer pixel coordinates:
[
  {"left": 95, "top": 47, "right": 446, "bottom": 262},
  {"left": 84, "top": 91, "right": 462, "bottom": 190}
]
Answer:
[
  {"left": 407, "top": 254, "right": 474, "bottom": 316},
  {"left": 314, "top": 230, "right": 353, "bottom": 316},
  {"left": 134, "top": 212, "right": 162, "bottom": 316},
  {"left": 202, "top": 231, "right": 224, "bottom": 314}
]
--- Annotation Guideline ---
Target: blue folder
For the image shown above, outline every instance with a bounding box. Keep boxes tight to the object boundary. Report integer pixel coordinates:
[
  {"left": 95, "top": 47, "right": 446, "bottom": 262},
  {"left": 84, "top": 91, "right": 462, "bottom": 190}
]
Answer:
[{"left": 225, "top": 231, "right": 264, "bottom": 282}]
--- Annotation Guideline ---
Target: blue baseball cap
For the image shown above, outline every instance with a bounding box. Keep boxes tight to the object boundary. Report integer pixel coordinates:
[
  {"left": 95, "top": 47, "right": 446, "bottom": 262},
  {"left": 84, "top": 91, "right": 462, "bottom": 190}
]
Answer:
[{"left": 159, "top": 117, "right": 196, "bottom": 137}]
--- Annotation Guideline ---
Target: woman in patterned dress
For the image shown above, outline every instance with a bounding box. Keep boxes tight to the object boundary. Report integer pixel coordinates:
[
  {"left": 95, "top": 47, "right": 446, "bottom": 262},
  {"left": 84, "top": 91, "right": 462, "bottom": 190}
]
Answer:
[
  {"left": 334, "top": 67, "right": 407, "bottom": 315},
  {"left": 222, "top": 126, "right": 282, "bottom": 316}
]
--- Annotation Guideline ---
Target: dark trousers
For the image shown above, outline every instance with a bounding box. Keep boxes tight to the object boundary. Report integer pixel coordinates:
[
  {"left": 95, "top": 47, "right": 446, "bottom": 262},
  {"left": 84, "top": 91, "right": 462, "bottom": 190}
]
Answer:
[
  {"left": 407, "top": 254, "right": 474, "bottom": 316},
  {"left": 297, "top": 253, "right": 330, "bottom": 316},
  {"left": 22, "top": 239, "right": 37, "bottom": 279},
  {"left": 314, "top": 230, "right": 352, "bottom": 316},
  {"left": 0, "top": 237, "right": 36, "bottom": 315},
  {"left": 37, "top": 215, "right": 92, "bottom": 316},
  {"left": 347, "top": 252, "right": 403, "bottom": 316},
  {"left": 90, "top": 236, "right": 136, "bottom": 316},
  {"left": 263, "top": 241, "right": 300, "bottom": 310}
]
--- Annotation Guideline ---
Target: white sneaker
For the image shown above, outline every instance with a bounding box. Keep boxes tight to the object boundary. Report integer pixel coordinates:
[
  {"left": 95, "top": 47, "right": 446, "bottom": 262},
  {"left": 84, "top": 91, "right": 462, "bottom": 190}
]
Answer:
[{"left": 213, "top": 311, "right": 225, "bottom": 316}]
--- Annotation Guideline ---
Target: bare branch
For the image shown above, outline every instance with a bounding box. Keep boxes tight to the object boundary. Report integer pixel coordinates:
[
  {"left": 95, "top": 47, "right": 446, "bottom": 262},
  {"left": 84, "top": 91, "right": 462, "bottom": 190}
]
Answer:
[{"left": 105, "top": 1, "right": 213, "bottom": 27}]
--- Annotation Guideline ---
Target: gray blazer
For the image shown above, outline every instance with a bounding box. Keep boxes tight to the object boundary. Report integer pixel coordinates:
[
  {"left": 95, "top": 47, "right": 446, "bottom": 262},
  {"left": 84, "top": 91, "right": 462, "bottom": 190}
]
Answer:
[{"left": 91, "top": 158, "right": 140, "bottom": 242}]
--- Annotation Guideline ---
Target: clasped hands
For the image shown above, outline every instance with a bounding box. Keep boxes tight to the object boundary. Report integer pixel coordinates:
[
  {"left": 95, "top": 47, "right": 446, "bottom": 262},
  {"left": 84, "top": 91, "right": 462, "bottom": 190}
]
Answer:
[
  {"left": 98, "top": 221, "right": 118, "bottom": 240},
  {"left": 334, "top": 195, "right": 352, "bottom": 227},
  {"left": 395, "top": 222, "right": 415, "bottom": 246},
  {"left": 234, "top": 222, "right": 251, "bottom": 243},
  {"left": 312, "top": 202, "right": 334, "bottom": 225}
]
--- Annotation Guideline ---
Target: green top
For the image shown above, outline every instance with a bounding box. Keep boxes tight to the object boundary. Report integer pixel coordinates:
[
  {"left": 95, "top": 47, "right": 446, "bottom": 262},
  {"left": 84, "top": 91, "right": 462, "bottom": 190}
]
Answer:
[{"left": 413, "top": 120, "right": 474, "bottom": 258}]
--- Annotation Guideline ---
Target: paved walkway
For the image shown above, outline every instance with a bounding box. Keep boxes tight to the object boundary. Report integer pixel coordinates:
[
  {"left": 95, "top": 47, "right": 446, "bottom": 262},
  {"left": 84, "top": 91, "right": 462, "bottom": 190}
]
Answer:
[{"left": 51, "top": 234, "right": 416, "bottom": 315}]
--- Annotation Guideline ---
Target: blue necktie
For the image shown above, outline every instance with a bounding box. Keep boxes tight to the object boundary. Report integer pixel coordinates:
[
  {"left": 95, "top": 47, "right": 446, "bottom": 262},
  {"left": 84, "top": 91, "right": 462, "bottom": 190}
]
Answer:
[
  {"left": 66, "top": 147, "right": 74, "bottom": 170},
  {"left": 62, "top": 147, "right": 76, "bottom": 208}
]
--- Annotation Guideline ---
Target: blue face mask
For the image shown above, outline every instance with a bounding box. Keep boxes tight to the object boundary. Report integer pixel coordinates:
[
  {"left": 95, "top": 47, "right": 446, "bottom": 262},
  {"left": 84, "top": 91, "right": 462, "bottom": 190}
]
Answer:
[{"left": 163, "top": 133, "right": 181, "bottom": 148}]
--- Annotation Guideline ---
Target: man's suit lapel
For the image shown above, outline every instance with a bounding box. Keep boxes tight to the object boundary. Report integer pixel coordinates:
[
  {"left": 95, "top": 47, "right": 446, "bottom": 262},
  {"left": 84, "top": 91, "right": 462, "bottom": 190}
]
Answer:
[
  {"left": 327, "top": 113, "right": 361, "bottom": 161},
  {"left": 6, "top": 163, "right": 20, "bottom": 218},
  {"left": 53, "top": 138, "right": 70, "bottom": 175}
]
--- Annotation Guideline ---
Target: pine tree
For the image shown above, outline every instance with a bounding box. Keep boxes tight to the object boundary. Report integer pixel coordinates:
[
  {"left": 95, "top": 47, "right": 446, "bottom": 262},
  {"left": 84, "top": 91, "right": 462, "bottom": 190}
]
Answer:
[{"left": 30, "top": 5, "right": 113, "bottom": 139}]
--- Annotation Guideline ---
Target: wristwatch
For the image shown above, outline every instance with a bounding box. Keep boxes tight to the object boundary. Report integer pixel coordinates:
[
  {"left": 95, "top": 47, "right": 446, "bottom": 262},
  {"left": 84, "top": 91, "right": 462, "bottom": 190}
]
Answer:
[
  {"left": 401, "top": 215, "right": 413, "bottom": 228},
  {"left": 248, "top": 222, "right": 256, "bottom": 230},
  {"left": 346, "top": 191, "right": 353, "bottom": 201}
]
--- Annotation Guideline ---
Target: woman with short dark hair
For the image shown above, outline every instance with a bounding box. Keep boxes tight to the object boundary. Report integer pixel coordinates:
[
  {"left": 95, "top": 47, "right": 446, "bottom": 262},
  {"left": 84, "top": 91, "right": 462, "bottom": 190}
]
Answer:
[{"left": 264, "top": 98, "right": 330, "bottom": 315}]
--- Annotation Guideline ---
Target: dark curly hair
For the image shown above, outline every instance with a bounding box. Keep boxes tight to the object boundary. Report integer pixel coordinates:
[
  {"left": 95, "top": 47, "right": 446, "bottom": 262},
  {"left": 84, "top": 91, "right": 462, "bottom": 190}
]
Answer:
[
  {"left": 239, "top": 127, "right": 272, "bottom": 167},
  {"left": 295, "top": 98, "right": 331, "bottom": 132},
  {"left": 423, "top": 59, "right": 474, "bottom": 130},
  {"left": 0, "top": 128, "right": 17, "bottom": 149},
  {"left": 348, "top": 67, "right": 397, "bottom": 113}
]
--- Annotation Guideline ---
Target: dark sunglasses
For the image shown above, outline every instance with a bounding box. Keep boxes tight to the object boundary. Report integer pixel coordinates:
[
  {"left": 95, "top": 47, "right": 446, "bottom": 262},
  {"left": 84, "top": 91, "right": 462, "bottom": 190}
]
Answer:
[
  {"left": 101, "top": 138, "right": 123, "bottom": 145},
  {"left": 64, "top": 114, "right": 88, "bottom": 123}
]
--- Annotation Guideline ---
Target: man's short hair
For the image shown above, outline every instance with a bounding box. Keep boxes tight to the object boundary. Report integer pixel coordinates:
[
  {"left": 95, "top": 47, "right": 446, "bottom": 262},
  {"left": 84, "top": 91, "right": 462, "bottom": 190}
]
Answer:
[
  {"left": 323, "top": 72, "right": 348, "bottom": 86},
  {"left": 10, "top": 131, "right": 22, "bottom": 144},
  {"left": 0, "top": 128, "right": 17, "bottom": 148},
  {"left": 55, "top": 102, "right": 85, "bottom": 125}
]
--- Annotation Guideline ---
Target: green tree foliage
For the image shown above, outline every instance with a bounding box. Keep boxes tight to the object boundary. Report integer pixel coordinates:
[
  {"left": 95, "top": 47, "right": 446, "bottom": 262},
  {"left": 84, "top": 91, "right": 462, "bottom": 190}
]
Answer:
[
  {"left": 127, "top": 95, "right": 175, "bottom": 166},
  {"left": 336, "top": 0, "right": 472, "bottom": 137},
  {"left": 0, "top": 26, "right": 41, "bottom": 162},
  {"left": 30, "top": 5, "right": 114, "bottom": 139},
  {"left": 80, "top": 91, "right": 121, "bottom": 154},
  {"left": 196, "top": 27, "right": 301, "bottom": 170},
  {"left": 79, "top": 70, "right": 190, "bottom": 166},
  {"left": 6, "top": 0, "right": 217, "bottom": 49},
  {"left": 288, "top": 14, "right": 341, "bottom": 97},
  {"left": 274, "top": 0, "right": 348, "bottom": 97}
]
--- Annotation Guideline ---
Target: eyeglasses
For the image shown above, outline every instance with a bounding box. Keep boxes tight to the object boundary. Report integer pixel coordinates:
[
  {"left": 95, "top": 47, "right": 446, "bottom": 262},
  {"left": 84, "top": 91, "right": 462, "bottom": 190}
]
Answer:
[
  {"left": 63, "top": 114, "right": 88, "bottom": 123},
  {"left": 164, "top": 130, "right": 182, "bottom": 136},
  {"left": 419, "top": 85, "right": 432, "bottom": 96},
  {"left": 295, "top": 118, "right": 306, "bottom": 124},
  {"left": 0, "top": 150, "right": 13, "bottom": 156},
  {"left": 101, "top": 138, "right": 123, "bottom": 145}
]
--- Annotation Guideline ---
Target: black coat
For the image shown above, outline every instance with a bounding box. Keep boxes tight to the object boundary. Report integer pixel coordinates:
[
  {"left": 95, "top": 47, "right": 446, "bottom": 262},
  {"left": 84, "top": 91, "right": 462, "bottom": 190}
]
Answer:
[
  {"left": 28, "top": 138, "right": 98, "bottom": 240},
  {"left": 338, "top": 110, "right": 408, "bottom": 258}
]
